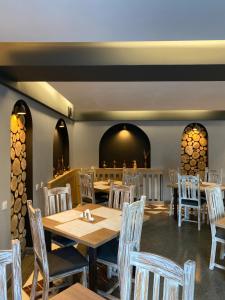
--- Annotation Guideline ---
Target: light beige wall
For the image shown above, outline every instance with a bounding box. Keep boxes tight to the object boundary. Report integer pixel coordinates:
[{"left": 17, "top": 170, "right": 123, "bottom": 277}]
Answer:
[
  {"left": 71, "top": 120, "right": 225, "bottom": 200},
  {"left": 0, "top": 83, "right": 73, "bottom": 249}
]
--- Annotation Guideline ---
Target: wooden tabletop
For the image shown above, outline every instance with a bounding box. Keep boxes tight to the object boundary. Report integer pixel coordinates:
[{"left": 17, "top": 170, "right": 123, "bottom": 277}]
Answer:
[
  {"left": 215, "top": 216, "right": 225, "bottom": 229},
  {"left": 94, "top": 180, "right": 122, "bottom": 192},
  {"left": 168, "top": 182, "right": 225, "bottom": 192},
  {"left": 42, "top": 204, "right": 121, "bottom": 248},
  {"left": 51, "top": 283, "right": 104, "bottom": 300}
]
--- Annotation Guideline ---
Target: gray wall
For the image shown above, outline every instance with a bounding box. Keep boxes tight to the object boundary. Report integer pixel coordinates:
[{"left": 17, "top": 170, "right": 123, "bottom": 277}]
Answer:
[
  {"left": 0, "top": 83, "right": 73, "bottom": 249},
  {"left": 71, "top": 120, "right": 225, "bottom": 200}
]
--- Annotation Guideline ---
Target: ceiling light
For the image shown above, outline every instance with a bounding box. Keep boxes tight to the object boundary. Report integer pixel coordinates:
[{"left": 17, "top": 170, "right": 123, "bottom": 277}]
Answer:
[{"left": 14, "top": 103, "right": 26, "bottom": 115}]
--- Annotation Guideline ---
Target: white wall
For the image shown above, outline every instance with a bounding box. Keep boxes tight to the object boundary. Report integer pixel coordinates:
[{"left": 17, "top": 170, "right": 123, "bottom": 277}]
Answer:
[
  {"left": 71, "top": 120, "right": 225, "bottom": 200},
  {"left": 0, "top": 83, "right": 73, "bottom": 249}
]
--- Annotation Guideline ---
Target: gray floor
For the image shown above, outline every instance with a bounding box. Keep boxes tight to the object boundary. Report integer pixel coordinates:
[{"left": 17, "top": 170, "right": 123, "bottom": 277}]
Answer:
[
  {"left": 141, "top": 211, "right": 225, "bottom": 300},
  {"left": 20, "top": 209, "right": 225, "bottom": 299}
]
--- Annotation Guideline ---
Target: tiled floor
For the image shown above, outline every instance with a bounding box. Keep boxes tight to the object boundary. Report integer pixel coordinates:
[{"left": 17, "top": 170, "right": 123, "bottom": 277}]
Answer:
[{"left": 21, "top": 204, "right": 225, "bottom": 299}]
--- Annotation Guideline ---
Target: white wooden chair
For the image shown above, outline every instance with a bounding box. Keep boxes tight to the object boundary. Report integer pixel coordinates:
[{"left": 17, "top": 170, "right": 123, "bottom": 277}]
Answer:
[
  {"left": 121, "top": 249, "right": 196, "bottom": 300},
  {"left": 27, "top": 200, "right": 88, "bottom": 300},
  {"left": 205, "top": 186, "right": 225, "bottom": 270},
  {"left": 122, "top": 172, "right": 142, "bottom": 200},
  {"left": 43, "top": 184, "right": 75, "bottom": 248},
  {"left": 97, "top": 196, "right": 146, "bottom": 297},
  {"left": 79, "top": 172, "right": 107, "bottom": 204},
  {"left": 108, "top": 183, "right": 135, "bottom": 209},
  {"left": 0, "top": 239, "right": 22, "bottom": 300},
  {"left": 178, "top": 174, "right": 206, "bottom": 231},
  {"left": 168, "top": 169, "right": 178, "bottom": 216},
  {"left": 204, "top": 168, "right": 223, "bottom": 184}
]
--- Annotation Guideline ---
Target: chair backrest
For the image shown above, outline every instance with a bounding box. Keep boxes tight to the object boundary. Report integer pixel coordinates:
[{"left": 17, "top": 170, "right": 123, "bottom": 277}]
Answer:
[
  {"left": 43, "top": 183, "right": 72, "bottom": 216},
  {"left": 0, "top": 240, "right": 22, "bottom": 300},
  {"left": 204, "top": 168, "right": 222, "bottom": 184},
  {"left": 122, "top": 173, "right": 142, "bottom": 200},
  {"left": 178, "top": 174, "right": 200, "bottom": 204},
  {"left": 79, "top": 173, "right": 95, "bottom": 204},
  {"left": 108, "top": 183, "right": 135, "bottom": 209},
  {"left": 205, "top": 186, "right": 225, "bottom": 236},
  {"left": 121, "top": 249, "right": 196, "bottom": 300},
  {"left": 118, "top": 196, "right": 146, "bottom": 290},
  {"left": 27, "top": 200, "right": 49, "bottom": 279},
  {"left": 168, "top": 169, "right": 178, "bottom": 185}
]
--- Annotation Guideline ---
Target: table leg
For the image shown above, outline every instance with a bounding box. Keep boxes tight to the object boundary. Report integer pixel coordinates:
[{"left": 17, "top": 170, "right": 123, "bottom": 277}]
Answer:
[
  {"left": 44, "top": 230, "right": 52, "bottom": 252},
  {"left": 88, "top": 247, "right": 97, "bottom": 292},
  {"left": 173, "top": 188, "right": 178, "bottom": 220}
]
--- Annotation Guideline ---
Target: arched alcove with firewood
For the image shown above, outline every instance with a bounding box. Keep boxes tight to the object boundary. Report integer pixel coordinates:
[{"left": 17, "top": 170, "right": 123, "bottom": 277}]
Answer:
[
  {"left": 10, "top": 100, "right": 33, "bottom": 251},
  {"left": 180, "top": 123, "right": 208, "bottom": 176},
  {"left": 99, "top": 123, "right": 151, "bottom": 168}
]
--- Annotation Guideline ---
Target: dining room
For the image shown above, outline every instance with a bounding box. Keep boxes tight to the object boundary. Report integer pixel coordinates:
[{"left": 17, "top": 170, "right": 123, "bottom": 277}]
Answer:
[{"left": 2, "top": 1, "right": 225, "bottom": 299}]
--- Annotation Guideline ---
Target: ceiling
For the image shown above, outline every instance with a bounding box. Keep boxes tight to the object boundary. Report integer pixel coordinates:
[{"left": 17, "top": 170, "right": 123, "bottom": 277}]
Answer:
[
  {"left": 49, "top": 81, "right": 225, "bottom": 112},
  {"left": 1, "top": 1, "right": 225, "bottom": 41}
]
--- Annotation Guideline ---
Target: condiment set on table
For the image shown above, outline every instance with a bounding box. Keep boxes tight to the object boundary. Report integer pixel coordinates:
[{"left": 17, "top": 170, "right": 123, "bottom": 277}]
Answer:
[{"left": 80, "top": 209, "right": 95, "bottom": 222}]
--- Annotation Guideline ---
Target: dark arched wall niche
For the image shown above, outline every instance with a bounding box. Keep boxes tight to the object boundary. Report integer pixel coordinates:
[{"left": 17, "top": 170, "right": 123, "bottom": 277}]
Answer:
[
  {"left": 99, "top": 123, "right": 151, "bottom": 168},
  {"left": 10, "top": 100, "right": 33, "bottom": 251},
  {"left": 53, "top": 119, "right": 69, "bottom": 176},
  {"left": 180, "top": 123, "right": 208, "bottom": 176}
]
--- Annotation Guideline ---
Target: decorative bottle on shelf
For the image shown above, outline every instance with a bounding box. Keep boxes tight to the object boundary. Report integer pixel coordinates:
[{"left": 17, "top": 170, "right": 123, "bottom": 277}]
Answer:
[
  {"left": 133, "top": 160, "right": 137, "bottom": 169},
  {"left": 113, "top": 160, "right": 116, "bottom": 168},
  {"left": 61, "top": 155, "right": 65, "bottom": 172},
  {"left": 57, "top": 158, "right": 63, "bottom": 175},
  {"left": 103, "top": 161, "right": 107, "bottom": 168},
  {"left": 123, "top": 160, "right": 126, "bottom": 169}
]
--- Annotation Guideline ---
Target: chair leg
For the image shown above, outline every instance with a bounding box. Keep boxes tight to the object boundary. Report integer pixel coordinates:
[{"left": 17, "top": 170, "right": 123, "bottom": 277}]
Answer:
[
  {"left": 198, "top": 207, "right": 201, "bottom": 231},
  {"left": 178, "top": 205, "right": 182, "bottom": 227},
  {"left": 220, "top": 243, "right": 225, "bottom": 260},
  {"left": 42, "top": 277, "right": 50, "bottom": 300},
  {"left": 202, "top": 204, "right": 206, "bottom": 223},
  {"left": 107, "top": 266, "right": 113, "bottom": 279},
  {"left": 30, "top": 260, "right": 39, "bottom": 300},
  {"left": 169, "top": 189, "right": 174, "bottom": 216},
  {"left": 82, "top": 266, "right": 88, "bottom": 287},
  {"left": 184, "top": 207, "right": 189, "bottom": 220},
  {"left": 209, "top": 239, "right": 217, "bottom": 270}
]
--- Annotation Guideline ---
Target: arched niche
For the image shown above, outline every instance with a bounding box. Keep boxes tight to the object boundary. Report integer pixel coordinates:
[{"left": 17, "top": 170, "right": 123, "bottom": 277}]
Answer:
[
  {"left": 53, "top": 118, "right": 69, "bottom": 176},
  {"left": 99, "top": 123, "right": 151, "bottom": 168},
  {"left": 10, "top": 99, "right": 33, "bottom": 251},
  {"left": 180, "top": 123, "right": 208, "bottom": 176}
]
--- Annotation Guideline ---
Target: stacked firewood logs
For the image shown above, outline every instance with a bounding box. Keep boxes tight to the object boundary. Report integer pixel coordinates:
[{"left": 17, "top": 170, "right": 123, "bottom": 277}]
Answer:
[
  {"left": 10, "top": 114, "right": 27, "bottom": 251},
  {"left": 181, "top": 124, "right": 208, "bottom": 176}
]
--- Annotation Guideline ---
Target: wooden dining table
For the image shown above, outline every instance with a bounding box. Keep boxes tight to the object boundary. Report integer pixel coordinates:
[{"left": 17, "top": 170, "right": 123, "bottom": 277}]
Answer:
[
  {"left": 168, "top": 182, "right": 225, "bottom": 220},
  {"left": 42, "top": 203, "right": 122, "bottom": 292},
  {"left": 94, "top": 180, "right": 122, "bottom": 193},
  {"left": 215, "top": 216, "right": 225, "bottom": 229}
]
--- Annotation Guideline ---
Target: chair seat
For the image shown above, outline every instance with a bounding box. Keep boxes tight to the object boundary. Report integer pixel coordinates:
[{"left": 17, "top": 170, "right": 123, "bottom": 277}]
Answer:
[
  {"left": 181, "top": 198, "right": 206, "bottom": 207},
  {"left": 216, "top": 228, "right": 225, "bottom": 240},
  {"left": 52, "top": 234, "right": 76, "bottom": 247},
  {"left": 97, "top": 238, "right": 118, "bottom": 265},
  {"left": 48, "top": 246, "right": 88, "bottom": 278}
]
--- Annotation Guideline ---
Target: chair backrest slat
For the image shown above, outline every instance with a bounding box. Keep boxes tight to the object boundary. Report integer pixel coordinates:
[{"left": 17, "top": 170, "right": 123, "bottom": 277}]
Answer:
[
  {"left": 0, "top": 240, "right": 22, "bottom": 300},
  {"left": 118, "top": 196, "right": 146, "bottom": 294},
  {"left": 123, "top": 173, "right": 142, "bottom": 200},
  {"left": 44, "top": 184, "right": 72, "bottom": 216},
  {"left": 121, "top": 250, "right": 195, "bottom": 300},
  {"left": 205, "top": 168, "right": 222, "bottom": 184},
  {"left": 178, "top": 174, "right": 200, "bottom": 204},
  {"left": 108, "top": 184, "right": 135, "bottom": 209},
  {"left": 27, "top": 200, "right": 49, "bottom": 279},
  {"left": 205, "top": 186, "right": 225, "bottom": 236},
  {"left": 168, "top": 169, "right": 178, "bottom": 185},
  {"left": 79, "top": 173, "right": 95, "bottom": 204}
]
